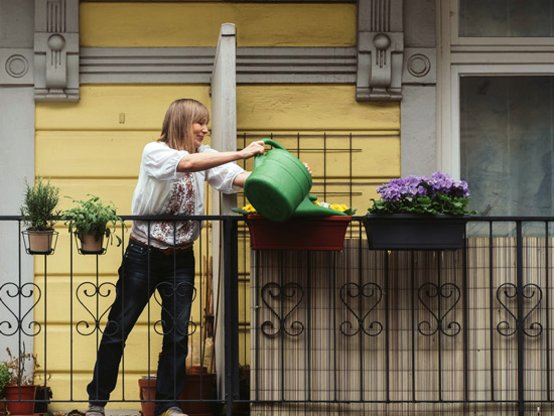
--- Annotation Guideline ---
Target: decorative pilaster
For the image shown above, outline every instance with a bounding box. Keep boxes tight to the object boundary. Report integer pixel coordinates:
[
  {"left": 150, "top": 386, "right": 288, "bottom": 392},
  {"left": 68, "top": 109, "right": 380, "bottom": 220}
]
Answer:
[
  {"left": 356, "top": 0, "right": 404, "bottom": 101},
  {"left": 34, "top": 0, "right": 79, "bottom": 101}
]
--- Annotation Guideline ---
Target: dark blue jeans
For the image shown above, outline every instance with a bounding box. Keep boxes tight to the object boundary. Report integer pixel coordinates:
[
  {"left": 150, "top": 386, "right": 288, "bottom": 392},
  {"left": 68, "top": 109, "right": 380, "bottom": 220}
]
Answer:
[{"left": 87, "top": 241, "right": 195, "bottom": 416}]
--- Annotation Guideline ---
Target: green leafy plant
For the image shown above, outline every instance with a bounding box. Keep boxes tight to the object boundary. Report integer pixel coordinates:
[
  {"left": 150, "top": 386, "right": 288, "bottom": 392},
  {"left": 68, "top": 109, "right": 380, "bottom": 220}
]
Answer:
[
  {"left": 20, "top": 177, "right": 60, "bottom": 231},
  {"left": 62, "top": 195, "right": 122, "bottom": 246},
  {"left": 0, "top": 362, "right": 10, "bottom": 398}
]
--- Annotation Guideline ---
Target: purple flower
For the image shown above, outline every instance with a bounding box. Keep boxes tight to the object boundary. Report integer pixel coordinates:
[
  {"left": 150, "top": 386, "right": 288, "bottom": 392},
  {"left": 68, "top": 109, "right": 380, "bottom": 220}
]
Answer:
[
  {"left": 427, "top": 171, "right": 470, "bottom": 197},
  {"left": 377, "top": 175, "right": 431, "bottom": 201},
  {"left": 371, "top": 171, "right": 471, "bottom": 215}
]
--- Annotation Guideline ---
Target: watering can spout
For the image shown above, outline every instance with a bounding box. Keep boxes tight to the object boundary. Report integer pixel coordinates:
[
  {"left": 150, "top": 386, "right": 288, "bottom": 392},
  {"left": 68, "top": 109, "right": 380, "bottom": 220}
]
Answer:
[{"left": 244, "top": 139, "right": 312, "bottom": 222}]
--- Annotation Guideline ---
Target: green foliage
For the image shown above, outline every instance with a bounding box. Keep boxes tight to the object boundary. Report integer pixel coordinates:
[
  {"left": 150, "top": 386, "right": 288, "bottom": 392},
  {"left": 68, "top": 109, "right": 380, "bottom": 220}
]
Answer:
[
  {"left": 63, "top": 195, "right": 122, "bottom": 246},
  {"left": 369, "top": 194, "right": 471, "bottom": 216},
  {"left": 20, "top": 177, "right": 60, "bottom": 231},
  {"left": 0, "top": 362, "right": 10, "bottom": 398}
]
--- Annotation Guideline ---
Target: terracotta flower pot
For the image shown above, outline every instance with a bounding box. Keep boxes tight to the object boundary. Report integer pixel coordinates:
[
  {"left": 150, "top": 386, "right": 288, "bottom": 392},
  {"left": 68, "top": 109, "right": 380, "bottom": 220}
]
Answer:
[
  {"left": 22, "top": 229, "right": 57, "bottom": 255},
  {"left": 4, "top": 384, "right": 37, "bottom": 415},
  {"left": 138, "top": 377, "right": 156, "bottom": 416},
  {"left": 138, "top": 367, "right": 216, "bottom": 416},
  {"left": 78, "top": 232, "right": 105, "bottom": 255},
  {"left": 181, "top": 366, "right": 216, "bottom": 416}
]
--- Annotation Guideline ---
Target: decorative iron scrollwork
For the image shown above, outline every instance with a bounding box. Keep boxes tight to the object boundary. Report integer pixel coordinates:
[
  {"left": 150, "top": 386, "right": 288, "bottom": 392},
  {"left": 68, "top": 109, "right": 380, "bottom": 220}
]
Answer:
[
  {"left": 339, "top": 282, "right": 383, "bottom": 337},
  {"left": 0, "top": 282, "right": 42, "bottom": 336},
  {"left": 75, "top": 281, "right": 116, "bottom": 336},
  {"left": 496, "top": 282, "right": 543, "bottom": 338},
  {"left": 153, "top": 281, "right": 197, "bottom": 336},
  {"left": 261, "top": 282, "right": 304, "bottom": 338},
  {"left": 418, "top": 282, "right": 461, "bottom": 337}
]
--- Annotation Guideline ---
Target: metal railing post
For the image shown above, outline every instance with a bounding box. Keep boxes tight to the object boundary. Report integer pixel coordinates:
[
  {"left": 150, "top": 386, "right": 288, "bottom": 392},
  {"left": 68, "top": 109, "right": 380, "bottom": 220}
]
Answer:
[
  {"left": 222, "top": 216, "right": 240, "bottom": 416},
  {"left": 516, "top": 221, "right": 525, "bottom": 416}
]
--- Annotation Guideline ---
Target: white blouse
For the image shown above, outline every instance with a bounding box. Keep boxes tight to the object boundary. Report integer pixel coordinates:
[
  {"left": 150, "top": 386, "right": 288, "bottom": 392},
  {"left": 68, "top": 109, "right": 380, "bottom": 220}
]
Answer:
[{"left": 130, "top": 141, "right": 244, "bottom": 248}]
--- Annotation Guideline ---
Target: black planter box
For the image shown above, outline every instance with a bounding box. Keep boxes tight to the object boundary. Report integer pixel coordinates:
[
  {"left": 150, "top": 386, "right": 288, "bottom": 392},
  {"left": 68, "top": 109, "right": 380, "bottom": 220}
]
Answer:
[{"left": 363, "top": 215, "right": 467, "bottom": 250}]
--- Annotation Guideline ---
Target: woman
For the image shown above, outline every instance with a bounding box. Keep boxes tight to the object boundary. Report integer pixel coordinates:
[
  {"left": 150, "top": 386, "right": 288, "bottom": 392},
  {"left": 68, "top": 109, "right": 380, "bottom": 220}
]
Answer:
[{"left": 85, "top": 98, "right": 265, "bottom": 416}]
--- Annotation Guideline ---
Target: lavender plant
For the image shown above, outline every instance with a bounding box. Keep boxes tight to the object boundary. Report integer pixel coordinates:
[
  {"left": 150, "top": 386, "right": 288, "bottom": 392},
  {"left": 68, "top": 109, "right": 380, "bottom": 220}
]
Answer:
[{"left": 368, "top": 172, "right": 472, "bottom": 216}]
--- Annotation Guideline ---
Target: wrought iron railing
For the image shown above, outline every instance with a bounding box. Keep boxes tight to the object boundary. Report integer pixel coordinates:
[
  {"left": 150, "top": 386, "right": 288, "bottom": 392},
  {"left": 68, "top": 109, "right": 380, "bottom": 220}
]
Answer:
[
  {"left": 250, "top": 217, "right": 554, "bottom": 416},
  {"left": 2, "top": 215, "right": 554, "bottom": 416},
  {"left": 0, "top": 215, "right": 244, "bottom": 416}
]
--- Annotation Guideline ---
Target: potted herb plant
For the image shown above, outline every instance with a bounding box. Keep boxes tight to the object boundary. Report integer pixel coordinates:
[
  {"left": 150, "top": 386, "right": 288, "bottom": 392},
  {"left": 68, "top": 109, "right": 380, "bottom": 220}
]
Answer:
[
  {"left": 20, "top": 177, "right": 60, "bottom": 255},
  {"left": 364, "top": 171, "right": 473, "bottom": 250},
  {"left": 63, "top": 195, "right": 121, "bottom": 254},
  {"left": 3, "top": 344, "right": 38, "bottom": 415}
]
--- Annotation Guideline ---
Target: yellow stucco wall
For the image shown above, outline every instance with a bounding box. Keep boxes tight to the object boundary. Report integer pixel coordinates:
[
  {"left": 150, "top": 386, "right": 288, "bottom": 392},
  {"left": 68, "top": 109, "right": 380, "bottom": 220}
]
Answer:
[
  {"left": 36, "top": 84, "right": 399, "bottom": 229},
  {"left": 34, "top": 2, "right": 400, "bottom": 411},
  {"left": 80, "top": 2, "right": 356, "bottom": 47}
]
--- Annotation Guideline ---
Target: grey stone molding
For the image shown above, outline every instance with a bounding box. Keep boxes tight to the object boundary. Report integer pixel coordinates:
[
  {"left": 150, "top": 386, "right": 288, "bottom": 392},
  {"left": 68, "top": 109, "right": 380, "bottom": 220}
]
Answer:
[
  {"left": 0, "top": 48, "right": 34, "bottom": 85},
  {"left": 356, "top": 0, "right": 404, "bottom": 101},
  {"left": 237, "top": 47, "right": 356, "bottom": 83},
  {"left": 80, "top": 48, "right": 215, "bottom": 84},
  {"left": 80, "top": 47, "right": 358, "bottom": 84},
  {"left": 79, "top": 46, "right": 432, "bottom": 86},
  {"left": 402, "top": 47, "right": 435, "bottom": 85},
  {"left": 34, "top": 0, "right": 80, "bottom": 101}
]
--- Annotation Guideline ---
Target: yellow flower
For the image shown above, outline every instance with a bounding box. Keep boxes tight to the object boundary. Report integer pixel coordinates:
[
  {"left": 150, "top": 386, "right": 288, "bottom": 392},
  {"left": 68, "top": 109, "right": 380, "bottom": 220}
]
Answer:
[
  {"left": 311, "top": 198, "right": 353, "bottom": 213},
  {"left": 330, "top": 203, "right": 349, "bottom": 212},
  {"left": 242, "top": 204, "right": 256, "bottom": 213}
]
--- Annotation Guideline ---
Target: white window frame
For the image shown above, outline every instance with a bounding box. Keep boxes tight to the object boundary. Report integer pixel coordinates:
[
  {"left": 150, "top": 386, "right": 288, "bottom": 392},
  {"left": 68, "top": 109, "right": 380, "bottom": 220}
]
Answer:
[
  {"left": 450, "top": 0, "right": 554, "bottom": 47},
  {"left": 437, "top": 0, "right": 554, "bottom": 179}
]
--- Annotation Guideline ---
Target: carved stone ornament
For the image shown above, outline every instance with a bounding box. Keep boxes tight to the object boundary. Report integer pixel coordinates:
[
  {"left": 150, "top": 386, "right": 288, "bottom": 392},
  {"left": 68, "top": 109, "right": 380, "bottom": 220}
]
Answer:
[
  {"left": 356, "top": 0, "right": 404, "bottom": 101},
  {"left": 402, "top": 48, "right": 436, "bottom": 84},
  {"left": 0, "top": 48, "right": 34, "bottom": 85},
  {"left": 34, "top": 0, "right": 79, "bottom": 101},
  {"left": 5, "top": 54, "right": 30, "bottom": 79}
]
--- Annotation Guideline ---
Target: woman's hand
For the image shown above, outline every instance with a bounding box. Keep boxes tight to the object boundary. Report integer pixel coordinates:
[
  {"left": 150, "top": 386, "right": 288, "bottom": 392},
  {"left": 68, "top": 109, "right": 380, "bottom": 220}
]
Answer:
[
  {"left": 178, "top": 140, "right": 264, "bottom": 172},
  {"left": 239, "top": 140, "right": 265, "bottom": 159},
  {"left": 233, "top": 144, "right": 312, "bottom": 188}
]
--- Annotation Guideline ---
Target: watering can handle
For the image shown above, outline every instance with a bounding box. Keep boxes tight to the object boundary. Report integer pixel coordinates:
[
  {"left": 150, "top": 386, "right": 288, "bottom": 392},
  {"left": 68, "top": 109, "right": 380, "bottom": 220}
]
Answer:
[
  {"left": 252, "top": 138, "right": 286, "bottom": 169},
  {"left": 262, "top": 138, "right": 286, "bottom": 150}
]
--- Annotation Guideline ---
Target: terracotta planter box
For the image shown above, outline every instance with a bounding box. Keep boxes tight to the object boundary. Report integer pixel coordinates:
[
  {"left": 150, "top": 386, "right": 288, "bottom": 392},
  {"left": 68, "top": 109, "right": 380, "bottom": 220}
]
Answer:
[
  {"left": 363, "top": 215, "right": 467, "bottom": 250},
  {"left": 246, "top": 215, "right": 351, "bottom": 251}
]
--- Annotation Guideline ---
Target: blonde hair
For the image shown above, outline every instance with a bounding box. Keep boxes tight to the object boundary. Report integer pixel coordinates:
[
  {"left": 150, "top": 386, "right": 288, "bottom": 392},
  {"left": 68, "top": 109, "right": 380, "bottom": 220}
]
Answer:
[{"left": 158, "top": 99, "right": 209, "bottom": 152}]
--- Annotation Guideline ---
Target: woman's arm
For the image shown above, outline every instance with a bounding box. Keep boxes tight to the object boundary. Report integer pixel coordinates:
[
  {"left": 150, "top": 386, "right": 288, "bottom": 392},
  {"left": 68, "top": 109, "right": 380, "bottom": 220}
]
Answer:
[
  {"left": 232, "top": 171, "right": 250, "bottom": 188},
  {"left": 177, "top": 141, "right": 265, "bottom": 172}
]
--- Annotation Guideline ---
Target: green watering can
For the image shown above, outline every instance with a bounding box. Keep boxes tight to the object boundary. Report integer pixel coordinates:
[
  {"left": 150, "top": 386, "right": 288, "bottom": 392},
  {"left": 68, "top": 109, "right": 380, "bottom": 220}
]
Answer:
[
  {"left": 294, "top": 193, "right": 348, "bottom": 217},
  {"left": 244, "top": 138, "right": 312, "bottom": 222}
]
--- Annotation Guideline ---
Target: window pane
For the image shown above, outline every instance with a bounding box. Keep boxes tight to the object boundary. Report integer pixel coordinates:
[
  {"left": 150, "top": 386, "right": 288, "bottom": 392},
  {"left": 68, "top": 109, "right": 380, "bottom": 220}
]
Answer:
[
  {"left": 459, "top": 0, "right": 554, "bottom": 37},
  {"left": 460, "top": 76, "right": 554, "bottom": 216}
]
